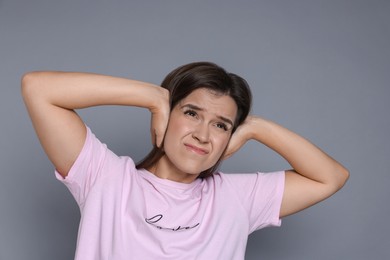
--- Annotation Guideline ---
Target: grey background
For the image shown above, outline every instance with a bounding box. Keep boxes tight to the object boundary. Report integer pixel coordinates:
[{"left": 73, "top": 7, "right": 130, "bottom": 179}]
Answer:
[{"left": 1, "top": 0, "right": 389, "bottom": 259}]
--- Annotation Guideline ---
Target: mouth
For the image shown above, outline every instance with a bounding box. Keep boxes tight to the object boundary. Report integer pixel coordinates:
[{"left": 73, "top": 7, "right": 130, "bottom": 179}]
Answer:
[{"left": 184, "top": 143, "right": 209, "bottom": 155}]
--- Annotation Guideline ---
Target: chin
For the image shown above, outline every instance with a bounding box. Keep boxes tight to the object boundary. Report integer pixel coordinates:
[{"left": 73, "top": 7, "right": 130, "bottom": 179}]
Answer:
[
  {"left": 172, "top": 159, "right": 214, "bottom": 176},
  {"left": 175, "top": 164, "right": 206, "bottom": 175},
  {"left": 163, "top": 149, "right": 219, "bottom": 176}
]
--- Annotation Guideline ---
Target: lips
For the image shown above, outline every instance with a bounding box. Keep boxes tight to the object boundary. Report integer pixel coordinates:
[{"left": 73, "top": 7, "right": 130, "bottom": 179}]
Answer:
[{"left": 184, "top": 143, "right": 209, "bottom": 155}]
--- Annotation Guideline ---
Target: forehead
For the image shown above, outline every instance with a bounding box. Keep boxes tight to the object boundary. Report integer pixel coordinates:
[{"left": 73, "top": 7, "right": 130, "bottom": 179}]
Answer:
[{"left": 178, "top": 88, "right": 237, "bottom": 121}]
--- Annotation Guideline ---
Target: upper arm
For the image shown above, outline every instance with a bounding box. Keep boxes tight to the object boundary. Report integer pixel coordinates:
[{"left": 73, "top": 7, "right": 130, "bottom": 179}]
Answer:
[
  {"left": 22, "top": 72, "right": 86, "bottom": 177},
  {"left": 279, "top": 170, "right": 345, "bottom": 218}
]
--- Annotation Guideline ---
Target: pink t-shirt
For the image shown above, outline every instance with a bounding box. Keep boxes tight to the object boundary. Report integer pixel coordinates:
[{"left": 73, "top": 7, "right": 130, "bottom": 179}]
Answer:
[{"left": 56, "top": 127, "right": 285, "bottom": 260}]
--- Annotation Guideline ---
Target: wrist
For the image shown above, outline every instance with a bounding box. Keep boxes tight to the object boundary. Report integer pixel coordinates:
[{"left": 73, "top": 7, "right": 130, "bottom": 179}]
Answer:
[
  {"left": 245, "top": 116, "right": 272, "bottom": 141},
  {"left": 148, "top": 86, "right": 169, "bottom": 113}
]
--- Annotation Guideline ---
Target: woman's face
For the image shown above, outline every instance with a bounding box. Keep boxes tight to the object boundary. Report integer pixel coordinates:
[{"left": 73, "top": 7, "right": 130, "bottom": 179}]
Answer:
[{"left": 154, "top": 88, "right": 237, "bottom": 183}]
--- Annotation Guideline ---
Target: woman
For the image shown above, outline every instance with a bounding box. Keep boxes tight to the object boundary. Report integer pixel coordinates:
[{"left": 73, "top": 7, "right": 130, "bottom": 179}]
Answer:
[{"left": 22, "top": 62, "right": 349, "bottom": 259}]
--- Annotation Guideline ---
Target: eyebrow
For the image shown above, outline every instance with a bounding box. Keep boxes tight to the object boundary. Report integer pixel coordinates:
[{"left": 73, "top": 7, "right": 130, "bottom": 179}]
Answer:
[{"left": 181, "top": 104, "right": 234, "bottom": 127}]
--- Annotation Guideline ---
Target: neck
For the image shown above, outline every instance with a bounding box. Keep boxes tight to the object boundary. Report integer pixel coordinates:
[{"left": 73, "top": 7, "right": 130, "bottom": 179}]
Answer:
[{"left": 147, "top": 155, "right": 199, "bottom": 184}]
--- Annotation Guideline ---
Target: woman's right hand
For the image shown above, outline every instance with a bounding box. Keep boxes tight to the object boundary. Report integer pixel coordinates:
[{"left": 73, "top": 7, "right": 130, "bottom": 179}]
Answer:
[{"left": 149, "top": 87, "right": 170, "bottom": 148}]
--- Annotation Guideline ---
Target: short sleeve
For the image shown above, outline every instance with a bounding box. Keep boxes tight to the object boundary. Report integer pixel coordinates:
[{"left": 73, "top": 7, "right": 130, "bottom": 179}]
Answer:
[
  {"left": 224, "top": 171, "right": 285, "bottom": 233},
  {"left": 55, "top": 126, "right": 109, "bottom": 208}
]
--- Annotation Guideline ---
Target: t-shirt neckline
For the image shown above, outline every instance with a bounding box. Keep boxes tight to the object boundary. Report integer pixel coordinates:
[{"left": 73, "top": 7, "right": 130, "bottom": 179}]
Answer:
[{"left": 138, "top": 168, "right": 203, "bottom": 191}]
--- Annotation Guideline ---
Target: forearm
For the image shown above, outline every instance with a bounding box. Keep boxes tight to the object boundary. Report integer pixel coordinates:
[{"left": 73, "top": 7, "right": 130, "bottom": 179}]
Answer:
[
  {"left": 21, "top": 71, "right": 167, "bottom": 111},
  {"left": 21, "top": 71, "right": 169, "bottom": 176},
  {"left": 246, "top": 116, "right": 349, "bottom": 189}
]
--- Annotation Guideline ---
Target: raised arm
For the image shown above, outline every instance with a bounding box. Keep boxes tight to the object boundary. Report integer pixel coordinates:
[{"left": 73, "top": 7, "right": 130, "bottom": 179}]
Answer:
[
  {"left": 225, "top": 116, "right": 349, "bottom": 218},
  {"left": 21, "top": 71, "right": 169, "bottom": 177}
]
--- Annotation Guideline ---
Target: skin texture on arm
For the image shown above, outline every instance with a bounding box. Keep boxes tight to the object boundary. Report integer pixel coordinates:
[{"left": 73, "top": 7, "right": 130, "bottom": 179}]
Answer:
[
  {"left": 21, "top": 71, "right": 169, "bottom": 177},
  {"left": 225, "top": 116, "right": 349, "bottom": 218}
]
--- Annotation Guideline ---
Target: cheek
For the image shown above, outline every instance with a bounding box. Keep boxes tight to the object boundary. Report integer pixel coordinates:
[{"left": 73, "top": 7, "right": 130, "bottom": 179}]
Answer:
[
  {"left": 164, "top": 116, "right": 188, "bottom": 144},
  {"left": 168, "top": 116, "right": 183, "bottom": 131},
  {"left": 213, "top": 135, "right": 231, "bottom": 155}
]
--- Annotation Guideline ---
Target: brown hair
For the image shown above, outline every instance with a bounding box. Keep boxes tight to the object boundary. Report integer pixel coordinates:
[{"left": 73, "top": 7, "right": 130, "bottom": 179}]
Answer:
[{"left": 136, "top": 62, "right": 252, "bottom": 178}]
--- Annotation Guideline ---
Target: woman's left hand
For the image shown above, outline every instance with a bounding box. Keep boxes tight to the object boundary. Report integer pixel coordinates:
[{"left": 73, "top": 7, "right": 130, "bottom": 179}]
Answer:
[{"left": 223, "top": 116, "right": 254, "bottom": 159}]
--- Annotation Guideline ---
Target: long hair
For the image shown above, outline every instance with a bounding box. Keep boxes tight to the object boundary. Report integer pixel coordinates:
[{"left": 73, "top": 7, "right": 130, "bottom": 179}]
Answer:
[{"left": 136, "top": 62, "right": 252, "bottom": 178}]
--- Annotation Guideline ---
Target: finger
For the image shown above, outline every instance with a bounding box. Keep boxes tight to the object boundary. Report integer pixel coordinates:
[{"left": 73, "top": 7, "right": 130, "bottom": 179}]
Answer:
[
  {"left": 154, "top": 129, "right": 161, "bottom": 148},
  {"left": 156, "top": 119, "right": 169, "bottom": 148},
  {"left": 156, "top": 134, "right": 162, "bottom": 148},
  {"left": 150, "top": 118, "right": 156, "bottom": 145},
  {"left": 222, "top": 143, "right": 235, "bottom": 160},
  {"left": 222, "top": 152, "right": 232, "bottom": 160},
  {"left": 154, "top": 126, "right": 165, "bottom": 148}
]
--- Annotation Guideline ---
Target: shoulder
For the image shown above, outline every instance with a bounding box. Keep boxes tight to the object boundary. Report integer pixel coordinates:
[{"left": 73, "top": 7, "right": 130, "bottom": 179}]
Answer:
[
  {"left": 212, "top": 171, "right": 285, "bottom": 200},
  {"left": 61, "top": 126, "right": 138, "bottom": 182},
  {"left": 215, "top": 171, "right": 285, "bottom": 185}
]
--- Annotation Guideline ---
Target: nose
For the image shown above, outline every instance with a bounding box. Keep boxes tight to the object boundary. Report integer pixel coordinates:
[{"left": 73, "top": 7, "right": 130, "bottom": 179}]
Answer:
[{"left": 192, "top": 123, "right": 209, "bottom": 143}]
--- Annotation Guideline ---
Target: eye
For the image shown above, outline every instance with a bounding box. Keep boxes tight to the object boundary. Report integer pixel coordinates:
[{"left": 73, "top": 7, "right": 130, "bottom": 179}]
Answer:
[
  {"left": 184, "top": 109, "right": 197, "bottom": 118},
  {"left": 215, "top": 122, "right": 228, "bottom": 131}
]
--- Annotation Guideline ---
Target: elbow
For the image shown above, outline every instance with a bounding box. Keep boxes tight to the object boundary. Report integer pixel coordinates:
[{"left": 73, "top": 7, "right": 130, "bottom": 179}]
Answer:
[
  {"left": 342, "top": 167, "right": 350, "bottom": 186},
  {"left": 21, "top": 72, "right": 35, "bottom": 98},
  {"left": 21, "top": 71, "right": 44, "bottom": 101},
  {"left": 318, "top": 167, "right": 349, "bottom": 201},
  {"left": 333, "top": 166, "right": 350, "bottom": 192},
  {"left": 339, "top": 165, "right": 350, "bottom": 186}
]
